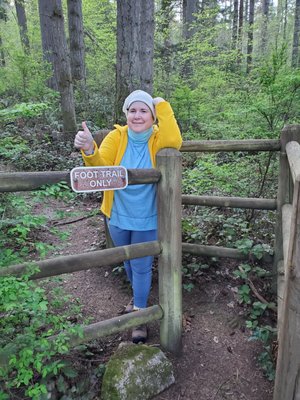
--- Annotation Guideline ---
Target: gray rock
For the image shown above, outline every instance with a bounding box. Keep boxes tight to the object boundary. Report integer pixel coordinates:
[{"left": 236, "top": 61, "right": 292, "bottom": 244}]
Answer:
[{"left": 101, "top": 343, "right": 175, "bottom": 400}]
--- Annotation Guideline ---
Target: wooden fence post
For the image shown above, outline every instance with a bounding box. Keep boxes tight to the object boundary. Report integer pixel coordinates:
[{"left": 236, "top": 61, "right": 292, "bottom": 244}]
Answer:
[
  {"left": 273, "top": 175, "right": 300, "bottom": 400},
  {"left": 156, "top": 148, "right": 182, "bottom": 355},
  {"left": 274, "top": 125, "right": 300, "bottom": 330}
]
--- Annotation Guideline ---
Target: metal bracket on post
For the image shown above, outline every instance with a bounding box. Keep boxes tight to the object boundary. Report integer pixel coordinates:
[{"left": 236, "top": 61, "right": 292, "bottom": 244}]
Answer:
[{"left": 156, "top": 148, "right": 182, "bottom": 355}]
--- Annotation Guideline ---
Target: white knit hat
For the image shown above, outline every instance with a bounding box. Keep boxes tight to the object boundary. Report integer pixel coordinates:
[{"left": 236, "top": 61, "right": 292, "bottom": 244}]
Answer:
[{"left": 122, "top": 90, "right": 156, "bottom": 119}]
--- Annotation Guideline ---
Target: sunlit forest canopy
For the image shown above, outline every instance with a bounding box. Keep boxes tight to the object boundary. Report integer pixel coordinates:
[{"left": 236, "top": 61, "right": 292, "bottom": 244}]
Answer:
[{"left": 0, "top": 0, "right": 299, "bottom": 138}]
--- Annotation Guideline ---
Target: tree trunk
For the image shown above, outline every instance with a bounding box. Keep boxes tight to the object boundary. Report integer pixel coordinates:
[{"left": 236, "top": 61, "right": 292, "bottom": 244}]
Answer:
[
  {"left": 237, "top": 0, "right": 244, "bottom": 65},
  {"left": 261, "top": 0, "right": 269, "bottom": 55},
  {"left": 0, "top": 0, "right": 7, "bottom": 66},
  {"left": 38, "top": 0, "right": 77, "bottom": 133},
  {"left": 283, "top": 0, "right": 288, "bottom": 40},
  {"left": 38, "top": 0, "right": 58, "bottom": 91},
  {"left": 0, "top": 34, "right": 5, "bottom": 66},
  {"left": 246, "top": 0, "right": 254, "bottom": 73},
  {"left": 158, "top": 0, "right": 174, "bottom": 97},
  {"left": 182, "top": 0, "right": 199, "bottom": 78},
  {"left": 115, "top": 0, "right": 154, "bottom": 122},
  {"left": 14, "top": 0, "right": 30, "bottom": 54},
  {"left": 232, "top": 0, "right": 239, "bottom": 50},
  {"left": 67, "top": 0, "right": 85, "bottom": 83},
  {"left": 182, "top": 0, "right": 198, "bottom": 40},
  {"left": 244, "top": 0, "right": 248, "bottom": 22},
  {"left": 292, "top": 0, "right": 300, "bottom": 67}
]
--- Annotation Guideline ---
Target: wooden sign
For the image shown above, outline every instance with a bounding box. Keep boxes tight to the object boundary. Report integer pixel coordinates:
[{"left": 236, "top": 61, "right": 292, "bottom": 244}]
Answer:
[{"left": 70, "top": 166, "right": 128, "bottom": 193}]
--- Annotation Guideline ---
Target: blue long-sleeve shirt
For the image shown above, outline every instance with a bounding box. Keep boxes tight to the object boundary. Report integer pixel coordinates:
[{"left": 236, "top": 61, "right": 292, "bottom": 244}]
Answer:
[{"left": 109, "top": 129, "right": 157, "bottom": 231}]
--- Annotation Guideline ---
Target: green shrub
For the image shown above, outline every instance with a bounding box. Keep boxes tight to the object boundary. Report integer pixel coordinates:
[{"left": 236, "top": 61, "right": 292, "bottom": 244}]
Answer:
[
  {"left": 0, "top": 271, "right": 83, "bottom": 398},
  {"left": 0, "top": 102, "right": 50, "bottom": 123}
]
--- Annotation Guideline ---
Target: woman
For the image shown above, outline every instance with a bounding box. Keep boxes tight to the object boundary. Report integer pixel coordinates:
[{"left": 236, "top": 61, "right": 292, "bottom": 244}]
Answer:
[{"left": 74, "top": 90, "right": 182, "bottom": 343}]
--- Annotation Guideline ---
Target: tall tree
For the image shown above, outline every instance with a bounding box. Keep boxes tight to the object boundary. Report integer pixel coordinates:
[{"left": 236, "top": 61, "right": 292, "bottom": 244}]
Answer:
[
  {"left": 182, "top": 0, "right": 198, "bottom": 40},
  {"left": 292, "top": 0, "right": 300, "bottom": 67},
  {"left": 232, "top": 0, "right": 239, "bottom": 50},
  {"left": 38, "top": 0, "right": 77, "bottom": 133},
  {"left": 283, "top": 0, "right": 288, "bottom": 40},
  {"left": 244, "top": 0, "right": 249, "bottom": 22},
  {"left": 157, "top": 0, "right": 175, "bottom": 97},
  {"left": 67, "top": 0, "right": 85, "bottom": 83},
  {"left": 115, "top": 0, "right": 154, "bottom": 122},
  {"left": 14, "top": 0, "right": 30, "bottom": 54},
  {"left": 0, "top": 0, "right": 8, "bottom": 66},
  {"left": 39, "top": 0, "right": 58, "bottom": 91},
  {"left": 237, "top": 0, "right": 244, "bottom": 65},
  {"left": 0, "top": 35, "right": 4, "bottom": 66},
  {"left": 182, "top": 0, "right": 199, "bottom": 78},
  {"left": 261, "top": 0, "right": 269, "bottom": 55},
  {"left": 246, "top": 0, "right": 254, "bottom": 73}
]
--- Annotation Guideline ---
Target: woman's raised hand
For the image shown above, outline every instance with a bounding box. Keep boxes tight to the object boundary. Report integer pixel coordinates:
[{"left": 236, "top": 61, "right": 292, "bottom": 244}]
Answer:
[
  {"left": 74, "top": 121, "right": 94, "bottom": 154},
  {"left": 153, "top": 97, "right": 165, "bottom": 106}
]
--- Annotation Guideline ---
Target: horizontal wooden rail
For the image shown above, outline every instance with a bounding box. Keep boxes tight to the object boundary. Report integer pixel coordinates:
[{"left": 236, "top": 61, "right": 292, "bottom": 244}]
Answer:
[
  {"left": 286, "top": 141, "right": 300, "bottom": 184},
  {"left": 60, "top": 305, "right": 163, "bottom": 348},
  {"left": 0, "top": 171, "right": 70, "bottom": 191},
  {"left": 0, "top": 241, "right": 161, "bottom": 279},
  {"left": 93, "top": 132, "right": 281, "bottom": 153},
  {"left": 0, "top": 169, "right": 161, "bottom": 192},
  {"left": 180, "top": 139, "right": 280, "bottom": 152},
  {"left": 182, "top": 195, "right": 277, "bottom": 210},
  {"left": 0, "top": 305, "right": 163, "bottom": 367},
  {"left": 182, "top": 242, "right": 273, "bottom": 263},
  {"left": 128, "top": 168, "right": 161, "bottom": 184}
]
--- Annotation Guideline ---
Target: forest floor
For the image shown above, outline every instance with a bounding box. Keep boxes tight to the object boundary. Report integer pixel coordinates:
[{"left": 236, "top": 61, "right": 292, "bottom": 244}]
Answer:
[{"left": 31, "top": 194, "right": 275, "bottom": 400}]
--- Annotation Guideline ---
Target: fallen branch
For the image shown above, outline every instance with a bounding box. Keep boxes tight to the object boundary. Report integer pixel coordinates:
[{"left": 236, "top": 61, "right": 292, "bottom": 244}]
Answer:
[
  {"left": 50, "top": 212, "right": 98, "bottom": 226},
  {"left": 247, "top": 278, "right": 277, "bottom": 312}
]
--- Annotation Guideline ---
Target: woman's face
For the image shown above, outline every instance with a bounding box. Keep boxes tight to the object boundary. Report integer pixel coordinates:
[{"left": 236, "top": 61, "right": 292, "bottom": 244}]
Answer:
[{"left": 127, "top": 101, "right": 154, "bottom": 133}]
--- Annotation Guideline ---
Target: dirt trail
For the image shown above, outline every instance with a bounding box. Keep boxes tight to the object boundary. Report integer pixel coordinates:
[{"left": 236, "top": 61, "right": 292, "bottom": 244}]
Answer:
[{"left": 36, "top": 197, "right": 274, "bottom": 400}]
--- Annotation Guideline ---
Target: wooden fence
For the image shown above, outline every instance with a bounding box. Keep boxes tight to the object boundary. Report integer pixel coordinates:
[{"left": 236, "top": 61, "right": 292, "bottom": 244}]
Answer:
[
  {"left": 1, "top": 125, "right": 300, "bottom": 399},
  {"left": 273, "top": 132, "right": 300, "bottom": 400},
  {"left": 0, "top": 148, "right": 183, "bottom": 364}
]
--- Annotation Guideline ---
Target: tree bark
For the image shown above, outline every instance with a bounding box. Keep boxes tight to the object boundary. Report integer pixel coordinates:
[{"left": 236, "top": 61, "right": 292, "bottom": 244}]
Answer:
[
  {"left": 283, "top": 0, "right": 288, "bottom": 39},
  {"left": 115, "top": 0, "right": 154, "bottom": 122},
  {"left": 261, "top": 0, "right": 269, "bottom": 55},
  {"left": 232, "top": 0, "right": 239, "bottom": 50},
  {"left": 0, "top": 34, "right": 4, "bottom": 66},
  {"left": 14, "top": 0, "right": 30, "bottom": 53},
  {"left": 292, "top": 0, "right": 300, "bottom": 68},
  {"left": 182, "top": 0, "right": 198, "bottom": 40},
  {"left": 158, "top": 0, "right": 174, "bottom": 97},
  {"left": 237, "top": 0, "right": 244, "bottom": 65},
  {"left": 67, "top": 0, "right": 85, "bottom": 82},
  {"left": 38, "top": 0, "right": 58, "bottom": 91},
  {"left": 182, "top": 0, "right": 199, "bottom": 78},
  {"left": 246, "top": 0, "right": 254, "bottom": 73},
  {"left": 244, "top": 0, "right": 249, "bottom": 22},
  {"left": 0, "top": 0, "right": 7, "bottom": 66},
  {"left": 38, "top": 0, "right": 77, "bottom": 133}
]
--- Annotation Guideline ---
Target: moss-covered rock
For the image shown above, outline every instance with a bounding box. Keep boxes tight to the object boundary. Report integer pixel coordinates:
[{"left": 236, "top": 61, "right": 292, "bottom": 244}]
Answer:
[{"left": 101, "top": 343, "right": 175, "bottom": 400}]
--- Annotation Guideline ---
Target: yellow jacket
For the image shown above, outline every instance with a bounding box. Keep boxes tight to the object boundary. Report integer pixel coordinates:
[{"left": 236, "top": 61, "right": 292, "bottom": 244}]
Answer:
[{"left": 82, "top": 101, "right": 182, "bottom": 217}]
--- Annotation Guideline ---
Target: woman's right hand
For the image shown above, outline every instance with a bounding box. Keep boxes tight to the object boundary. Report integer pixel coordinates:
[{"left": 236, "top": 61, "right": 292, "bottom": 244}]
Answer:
[{"left": 74, "top": 121, "right": 94, "bottom": 155}]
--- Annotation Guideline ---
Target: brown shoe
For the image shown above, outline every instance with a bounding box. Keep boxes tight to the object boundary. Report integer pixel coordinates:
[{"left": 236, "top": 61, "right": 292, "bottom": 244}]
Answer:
[
  {"left": 132, "top": 325, "right": 148, "bottom": 344},
  {"left": 124, "top": 297, "right": 134, "bottom": 313}
]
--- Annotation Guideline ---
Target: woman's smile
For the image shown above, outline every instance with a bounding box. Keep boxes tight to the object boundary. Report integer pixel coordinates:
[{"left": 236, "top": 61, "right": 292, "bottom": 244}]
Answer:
[{"left": 127, "top": 101, "right": 154, "bottom": 132}]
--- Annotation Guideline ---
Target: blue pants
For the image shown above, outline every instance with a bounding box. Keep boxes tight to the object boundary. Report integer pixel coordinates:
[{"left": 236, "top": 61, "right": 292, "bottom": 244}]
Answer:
[{"left": 108, "top": 223, "right": 157, "bottom": 308}]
